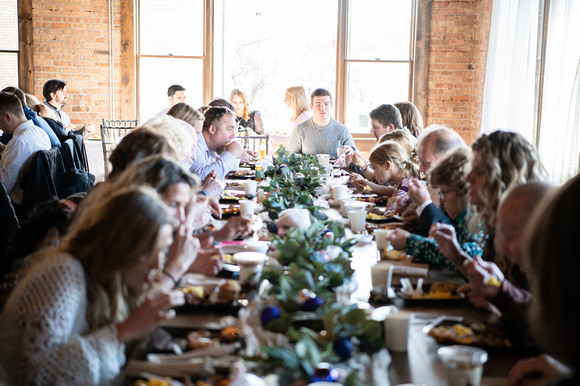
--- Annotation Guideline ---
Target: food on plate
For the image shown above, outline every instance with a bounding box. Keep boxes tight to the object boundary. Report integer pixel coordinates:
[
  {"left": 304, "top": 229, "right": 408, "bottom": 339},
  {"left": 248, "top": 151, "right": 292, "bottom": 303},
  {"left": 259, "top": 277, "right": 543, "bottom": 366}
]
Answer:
[
  {"left": 221, "top": 192, "right": 249, "bottom": 201},
  {"left": 381, "top": 248, "right": 408, "bottom": 261},
  {"left": 222, "top": 253, "right": 235, "bottom": 264},
  {"left": 218, "top": 326, "right": 243, "bottom": 343},
  {"left": 409, "top": 282, "right": 460, "bottom": 299},
  {"left": 366, "top": 212, "right": 387, "bottom": 220},
  {"left": 218, "top": 279, "right": 241, "bottom": 302},
  {"left": 186, "top": 330, "right": 220, "bottom": 349},
  {"left": 222, "top": 206, "right": 240, "bottom": 216},
  {"left": 428, "top": 321, "right": 511, "bottom": 347},
  {"left": 134, "top": 378, "right": 172, "bottom": 386},
  {"left": 356, "top": 196, "right": 388, "bottom": 205},
  {"left": 180, "top": 286, "right": 205, "bottom": 304}
]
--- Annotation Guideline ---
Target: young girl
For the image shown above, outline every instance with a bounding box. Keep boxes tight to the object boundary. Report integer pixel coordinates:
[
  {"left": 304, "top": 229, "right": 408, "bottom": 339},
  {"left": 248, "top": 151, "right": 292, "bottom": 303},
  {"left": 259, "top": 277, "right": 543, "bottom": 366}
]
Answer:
[{"left": 362, "top": 141, "right": 421, "bottom": 213}]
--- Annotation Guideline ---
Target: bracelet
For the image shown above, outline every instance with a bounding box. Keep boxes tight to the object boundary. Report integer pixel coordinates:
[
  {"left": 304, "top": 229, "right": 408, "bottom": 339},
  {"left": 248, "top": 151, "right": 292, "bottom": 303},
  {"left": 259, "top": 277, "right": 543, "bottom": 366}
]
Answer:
[
  {"left": 161, "top": 270, "right": 179, "bottom": 288},
  {"left": 362, "top": 163, "right": 369, "bottom": 172}
]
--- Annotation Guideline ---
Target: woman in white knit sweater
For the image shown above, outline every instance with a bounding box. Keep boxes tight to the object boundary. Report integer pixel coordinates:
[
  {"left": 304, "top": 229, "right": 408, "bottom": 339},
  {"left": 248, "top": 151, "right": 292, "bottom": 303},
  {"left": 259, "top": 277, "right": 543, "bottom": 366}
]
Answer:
[{"left": 0, "top": 187, "right": 200, "bottom": 385}]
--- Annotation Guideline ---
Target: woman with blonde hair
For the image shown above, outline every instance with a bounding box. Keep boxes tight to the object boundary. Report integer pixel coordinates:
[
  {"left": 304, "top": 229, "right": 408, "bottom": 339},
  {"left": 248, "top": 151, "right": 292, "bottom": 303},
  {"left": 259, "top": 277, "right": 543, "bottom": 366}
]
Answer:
[
  {"left": 285, "top": 86, "right": 311, "bottom": 130},
  {"left": 167, "top": 102, "right": 204, "bottom": 135},
  {"left": 394, "top": 101, "right": 423, "bottom": 138},
  {"left": 0, "top": 186, "right": 199, "bottom": 384},
  {"left": 430, "top": 130, "right": 547, "bottom": 276},
  {"left": 230, "top": 88, "right": 264, "bottom": 135}
]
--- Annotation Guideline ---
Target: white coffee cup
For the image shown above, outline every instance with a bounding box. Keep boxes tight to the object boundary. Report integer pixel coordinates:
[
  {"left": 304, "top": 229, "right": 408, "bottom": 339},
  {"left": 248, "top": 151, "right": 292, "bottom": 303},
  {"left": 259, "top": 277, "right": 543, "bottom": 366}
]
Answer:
[
  {"left": 331, "top": 185, "right": 348, "bottom": 200},
  {"left": 371, "top": 261, "right": 394, "bottom": 288},
  {"left": 336, "top": 147, "right": 344, "bottom": 157},
  {"left": 244, "top": 180, "right": 257, "bottom": 196},
  {"left": 234, "top": 252, "right": 267, "bottom": 285},
  {"left": 317, "top": 153, "right": 331, "bottom": 165},
  {"left": 348, "top": 209, "right": 366, "bottom": 233},
  {"left": 374, "top": 228, "right": 393, "bottom": 250},
  {"left": 239, "top": 199, "right": 256, "bottom": 216},
  {"left": 384, "top": 311, "right": 414, "bottom": 352}
]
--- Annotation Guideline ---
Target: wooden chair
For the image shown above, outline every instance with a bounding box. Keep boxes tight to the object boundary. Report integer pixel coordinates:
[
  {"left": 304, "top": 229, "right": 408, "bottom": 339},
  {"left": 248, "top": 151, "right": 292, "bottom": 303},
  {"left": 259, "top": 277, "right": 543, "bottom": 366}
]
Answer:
[{"left": 100, "top": 119, "right": 138, "bottom": 175}]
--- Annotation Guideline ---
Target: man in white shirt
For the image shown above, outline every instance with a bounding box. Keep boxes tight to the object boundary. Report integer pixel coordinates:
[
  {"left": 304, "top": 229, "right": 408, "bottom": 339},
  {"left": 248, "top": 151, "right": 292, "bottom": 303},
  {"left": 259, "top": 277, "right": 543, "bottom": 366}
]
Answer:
[
  {"left": 43, "top": 79, "right": 72, "bottom": 129},
  {"left": 0, "top": 92, "right": 51, "bottom": 205},
  {"left": 190, "top": 106, "right": 257, "bottom": 180}
]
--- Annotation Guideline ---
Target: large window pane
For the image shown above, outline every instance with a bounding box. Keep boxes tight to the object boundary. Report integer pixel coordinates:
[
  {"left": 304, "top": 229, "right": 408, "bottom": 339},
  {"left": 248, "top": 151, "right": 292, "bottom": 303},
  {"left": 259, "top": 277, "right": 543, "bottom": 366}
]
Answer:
[
  {"left": 348, "top": 0, "right": 413, "bottom": 60},
  {"left": 139, "top": 0, "right": 204, "bottom": 56},
  {"left": 139, "top": 58, "right": 203, "bottom": 121},
  {"left": 345, "top": 62, "right": 410, "bottom": 134},
  {"left": 0, "top": 53, "right": 18, "bottom": 90},
  {"left": 214, "top": 0, "right": 339, "bottom": 133},
  {"left": 0, "top": 0, "right": 18, "bottom": 51}
]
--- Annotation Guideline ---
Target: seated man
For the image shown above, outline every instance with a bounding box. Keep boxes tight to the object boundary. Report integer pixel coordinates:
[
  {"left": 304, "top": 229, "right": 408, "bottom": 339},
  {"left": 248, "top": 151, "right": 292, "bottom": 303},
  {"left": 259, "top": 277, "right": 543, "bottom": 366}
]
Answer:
[
  {"left": 190, "top": 106, "right": 257, "bottom": 180},
  {"left": 1, "top": 87, "right": 60, "bottom": 148},
  {"left": 157, "top": 84, "right": 186, "bottom": 116},
  {"left": 0, "top": 92, "right": 51, "bottom": 206},
  {"left": 286, "top": 88, "right": 356, "bottom": 158}
]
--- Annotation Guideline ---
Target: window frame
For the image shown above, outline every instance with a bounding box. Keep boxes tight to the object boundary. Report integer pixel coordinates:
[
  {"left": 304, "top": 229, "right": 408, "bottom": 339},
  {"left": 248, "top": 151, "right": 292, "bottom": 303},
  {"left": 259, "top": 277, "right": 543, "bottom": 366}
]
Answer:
[{"left": 127, "top": 0, "right": 427, "bottom": 125}]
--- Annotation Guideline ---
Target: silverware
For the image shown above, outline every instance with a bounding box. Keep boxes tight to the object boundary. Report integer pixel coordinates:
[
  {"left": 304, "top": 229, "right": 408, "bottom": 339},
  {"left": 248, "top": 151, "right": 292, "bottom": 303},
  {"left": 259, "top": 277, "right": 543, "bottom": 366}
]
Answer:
[{"left": 422, "top": 315, "right": 447, "bottom": 333}]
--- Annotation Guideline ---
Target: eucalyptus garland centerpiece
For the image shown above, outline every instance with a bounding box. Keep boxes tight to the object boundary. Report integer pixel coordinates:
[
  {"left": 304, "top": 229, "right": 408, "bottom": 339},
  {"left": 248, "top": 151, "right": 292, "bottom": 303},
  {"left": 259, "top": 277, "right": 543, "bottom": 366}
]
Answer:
[{"left": 250, "top": 146, "right": 384, "bottom": 385}]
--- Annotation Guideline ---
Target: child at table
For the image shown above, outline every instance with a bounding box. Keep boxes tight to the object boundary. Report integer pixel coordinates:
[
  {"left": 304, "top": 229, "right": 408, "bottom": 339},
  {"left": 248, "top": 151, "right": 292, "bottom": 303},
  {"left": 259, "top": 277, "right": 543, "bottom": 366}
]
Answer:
[{"left": 358, "top": 141, "right": 421, "bottom": 214}]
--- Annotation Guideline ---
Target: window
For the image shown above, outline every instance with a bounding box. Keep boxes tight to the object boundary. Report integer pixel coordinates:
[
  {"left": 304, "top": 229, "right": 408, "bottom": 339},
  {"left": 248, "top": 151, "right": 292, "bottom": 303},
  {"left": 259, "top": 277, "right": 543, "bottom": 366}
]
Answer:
[
  {"left": 136, "top": 0, "right": 417, "bottom": 134},
  {"left": 137, "top": 0, "right": 205, "bottom": 120},
  {"left": 481, "top": 0, "right": 580, "bottom": 183},
  {"left": 0, "top": 0, "right": 19, "bottom": 89}
]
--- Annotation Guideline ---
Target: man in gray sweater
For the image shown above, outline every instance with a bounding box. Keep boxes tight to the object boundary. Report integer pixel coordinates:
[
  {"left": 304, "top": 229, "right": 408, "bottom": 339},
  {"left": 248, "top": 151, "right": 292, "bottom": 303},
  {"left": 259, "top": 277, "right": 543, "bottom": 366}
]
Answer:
[{"left": 286, "top": 88, "right": 356, "bottom": 158}]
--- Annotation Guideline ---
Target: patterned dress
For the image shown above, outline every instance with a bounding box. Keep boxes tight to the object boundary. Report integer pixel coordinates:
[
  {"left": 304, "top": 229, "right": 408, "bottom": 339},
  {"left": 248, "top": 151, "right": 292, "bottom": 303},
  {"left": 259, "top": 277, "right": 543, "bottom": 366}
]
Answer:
[{"left": 404, "top": 209, "right": 483, "bottom": 269}]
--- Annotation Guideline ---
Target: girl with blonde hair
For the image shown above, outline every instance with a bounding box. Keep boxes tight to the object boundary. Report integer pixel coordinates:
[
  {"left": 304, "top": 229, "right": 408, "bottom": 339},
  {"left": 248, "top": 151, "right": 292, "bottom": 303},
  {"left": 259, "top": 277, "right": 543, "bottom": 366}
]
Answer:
[
  {"left": 0, "top": 187, "right": 199, "bottom": 384},
  {"left": 230, "top": 88, "right": 264, "bottom": 135},
  {"left": 359, "top": 141, "right": 421, "bottom": 213}
]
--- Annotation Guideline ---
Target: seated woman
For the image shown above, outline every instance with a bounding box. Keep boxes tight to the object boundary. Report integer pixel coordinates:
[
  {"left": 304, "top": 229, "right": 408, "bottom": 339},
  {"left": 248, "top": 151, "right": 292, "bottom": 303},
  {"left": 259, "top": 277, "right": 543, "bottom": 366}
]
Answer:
[
  {"left": 356, "top": 141, "right": 421, "bottom": 213},
  {"left": 429, "top": 130, "right": 547, "bottom": 276},
  {"left": 0, "top": 187, "right": 199, "bottom": 384},
  {"left": 270, "top": 86, "right": 312, "bottom": 149},
  {"left": 115, "top": 155, "right": 252, "bottom": 276},
  {"left": 389, "top": 147, "right": 482, "bottom": 269},
  {"left": 507, "top": 174, "right": 580, "bottom": 385},
  {"left": 167, "top": 102, "right": 205, "bottom": 135},
  {"left": 230, "top": 88, "right": 264, "bottom": 135},
  {"left": 394, "top": 101, "right": 423, "bottom": 138}
]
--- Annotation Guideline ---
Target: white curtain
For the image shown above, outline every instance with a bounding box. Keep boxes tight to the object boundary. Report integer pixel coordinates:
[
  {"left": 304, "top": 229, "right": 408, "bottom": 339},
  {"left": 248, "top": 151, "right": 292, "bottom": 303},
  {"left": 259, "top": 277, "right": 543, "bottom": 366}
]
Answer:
[
  {"left": 536, "top": 0, "right": 580, "bottom": 183},
  {"left": 480, "top": 0, "right": 540, "bottom": 140}
]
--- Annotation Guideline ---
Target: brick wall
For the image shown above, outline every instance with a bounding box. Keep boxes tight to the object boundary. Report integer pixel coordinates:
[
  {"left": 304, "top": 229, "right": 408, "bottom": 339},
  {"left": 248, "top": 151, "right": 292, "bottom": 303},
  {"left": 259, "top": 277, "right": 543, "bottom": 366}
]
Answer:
[
  {"left": 426, "top": 0, "right": 493, "bottom": 144},
  {"left": 26, "top": 0, "right": 492, "bottom": 140},
  {"left": 31, "top": 0, "right": 122, "bottom": 128}
]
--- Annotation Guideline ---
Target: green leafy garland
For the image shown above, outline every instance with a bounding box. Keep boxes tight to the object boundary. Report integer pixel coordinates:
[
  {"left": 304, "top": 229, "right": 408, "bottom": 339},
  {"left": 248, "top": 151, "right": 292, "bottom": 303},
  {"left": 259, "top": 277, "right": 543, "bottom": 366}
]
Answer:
[{"left": 252, "top": 146, "right": 382, "bottom": 385}]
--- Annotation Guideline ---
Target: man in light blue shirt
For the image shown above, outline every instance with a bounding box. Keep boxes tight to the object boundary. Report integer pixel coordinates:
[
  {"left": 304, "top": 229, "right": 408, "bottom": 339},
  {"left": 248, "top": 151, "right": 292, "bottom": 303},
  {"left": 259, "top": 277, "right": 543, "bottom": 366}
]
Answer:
[
  {"left": 190, "top": 106, "right": 257, "bottom": 180},
  {"left": 287, "top": 88, "right": 356, "bottom": 158}
]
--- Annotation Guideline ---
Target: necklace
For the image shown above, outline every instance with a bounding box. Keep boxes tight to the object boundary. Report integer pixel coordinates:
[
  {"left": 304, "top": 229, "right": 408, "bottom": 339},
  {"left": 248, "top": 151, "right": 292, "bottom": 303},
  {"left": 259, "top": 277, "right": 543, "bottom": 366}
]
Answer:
[{"left": 312, "top": 120, "right": 330, "bottom": 136}]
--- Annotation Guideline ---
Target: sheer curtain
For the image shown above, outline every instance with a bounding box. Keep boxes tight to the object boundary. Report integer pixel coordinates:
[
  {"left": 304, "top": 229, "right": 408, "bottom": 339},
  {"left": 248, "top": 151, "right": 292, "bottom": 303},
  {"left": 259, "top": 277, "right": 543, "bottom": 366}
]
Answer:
[
  {"left": 480, "top": 0, "right": 540, "bottom": 140},
  {"left": 481, "top": 0, "right": 580, "bottom": 184},
  {"left": 536, "top": 0, "right": 580, "bottom": 183}
]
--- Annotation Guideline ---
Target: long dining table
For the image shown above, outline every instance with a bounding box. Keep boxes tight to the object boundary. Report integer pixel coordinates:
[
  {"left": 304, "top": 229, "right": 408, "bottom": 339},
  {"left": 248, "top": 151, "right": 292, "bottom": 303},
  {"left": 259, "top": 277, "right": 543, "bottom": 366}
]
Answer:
[{"left": 130, "top": 172, "right": 535, "bottom": 385}]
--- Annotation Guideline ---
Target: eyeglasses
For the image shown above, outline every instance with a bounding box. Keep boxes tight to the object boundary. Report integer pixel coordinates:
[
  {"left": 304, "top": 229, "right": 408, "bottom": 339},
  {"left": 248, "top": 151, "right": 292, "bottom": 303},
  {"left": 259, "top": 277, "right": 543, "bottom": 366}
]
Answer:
[
  {"left": 201, "top": 106, "right": 236, "bottom": 126},
  {"left": 438, "top": 188, "right": 457, "bottom": 199}
]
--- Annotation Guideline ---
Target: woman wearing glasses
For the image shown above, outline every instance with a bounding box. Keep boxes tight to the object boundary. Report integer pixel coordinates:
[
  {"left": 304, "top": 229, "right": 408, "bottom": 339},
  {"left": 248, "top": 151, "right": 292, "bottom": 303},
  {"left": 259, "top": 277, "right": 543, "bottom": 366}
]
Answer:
[{"left": 389, "top": 147, "right": 483, "bottom": 269}]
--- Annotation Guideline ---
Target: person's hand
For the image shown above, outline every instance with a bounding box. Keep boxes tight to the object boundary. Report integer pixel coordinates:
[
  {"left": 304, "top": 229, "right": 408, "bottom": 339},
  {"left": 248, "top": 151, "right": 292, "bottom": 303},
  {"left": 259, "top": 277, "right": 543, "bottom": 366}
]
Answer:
[
  {"left": 407, "top": 179, "right": 431, "bottom": 206},
  {"left": 164, "top": 223, "right": 202, "bottom": 284},
  {"left": 207, "top": 196, "right": 221, "bottom": 219},
  {"left": 202, "top": 171, "right": 225, "bottom": 196},
  {"left": 429, "top": 223, "right": 466, "bottom": 267},
  {"left": 388, "top": 228, "right": 410, "bottom": 251},
  {"left": 401, "top": 206, "right": 419, "bottom": 226},
  {"left": 508, "top": 354, "right": 571, "bottom": 386},
  {"left": 240, "top": 150, "right": 258, "bottom": 163},
  {"left": 185, "top": 195, "right": 211, "bottom": 231},
  {"left": 212, "top": 215, "right": 253, "bottom": 242},
  {"left": 84, "top": 122, "right": 95, "bottom": 133},
  {"left": 116, "top": 288, "right": 185, "bottom": 343},
  {"left": 224, "top": 141, "right": 244, "bottom": 158},
  {"left": 349, "top": 173, "right": 368, "bottom": 190},
  {"left": 188, "top": 248, "right": 222, "bottom": 276}
]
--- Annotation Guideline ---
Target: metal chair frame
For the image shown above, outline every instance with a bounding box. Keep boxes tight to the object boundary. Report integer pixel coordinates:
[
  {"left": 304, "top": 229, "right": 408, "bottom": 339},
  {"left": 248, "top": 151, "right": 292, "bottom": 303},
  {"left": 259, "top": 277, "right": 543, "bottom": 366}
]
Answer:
[
  {"left": 100, "top": 119, "right": 138, "bottom": 175},
  {"left": 237, "top": 134, "right": 269, "bottom": 155}
]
